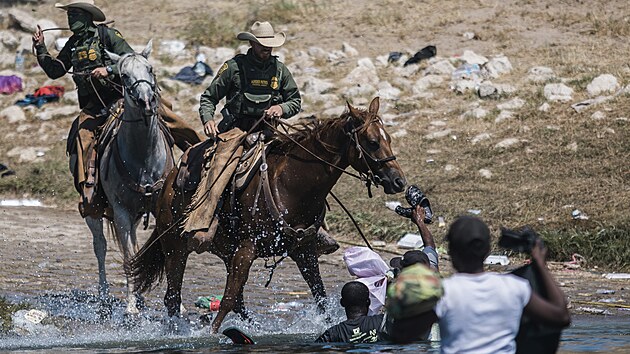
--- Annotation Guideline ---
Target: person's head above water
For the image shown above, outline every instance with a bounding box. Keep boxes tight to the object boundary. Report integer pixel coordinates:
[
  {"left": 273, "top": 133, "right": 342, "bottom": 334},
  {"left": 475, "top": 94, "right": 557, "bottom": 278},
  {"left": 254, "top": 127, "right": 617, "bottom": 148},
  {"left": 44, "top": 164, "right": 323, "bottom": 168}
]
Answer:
[
  {"left": 446, "top": 215, "right": 491, "bottom": 273},
  {"left": 340, "top": 281, "right": 370, "bottom": 318}
]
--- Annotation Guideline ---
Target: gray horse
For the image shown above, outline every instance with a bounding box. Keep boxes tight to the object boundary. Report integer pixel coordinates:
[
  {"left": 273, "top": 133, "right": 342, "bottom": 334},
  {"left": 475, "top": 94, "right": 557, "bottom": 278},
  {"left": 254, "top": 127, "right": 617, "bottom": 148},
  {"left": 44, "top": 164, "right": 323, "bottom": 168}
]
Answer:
[{"left": 85, "top": 41, "right": 174, "bottom": 314}]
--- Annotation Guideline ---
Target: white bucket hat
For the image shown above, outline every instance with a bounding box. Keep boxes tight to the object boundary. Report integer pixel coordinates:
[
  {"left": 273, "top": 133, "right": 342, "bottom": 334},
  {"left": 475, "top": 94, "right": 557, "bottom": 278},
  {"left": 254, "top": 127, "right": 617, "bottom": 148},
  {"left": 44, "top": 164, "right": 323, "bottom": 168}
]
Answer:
[
  {"left": 237, "top": 21, "right": 286, "bottom": 48},
  {"left": 55, "top": 0, "right": 106, "bottom": 22}
]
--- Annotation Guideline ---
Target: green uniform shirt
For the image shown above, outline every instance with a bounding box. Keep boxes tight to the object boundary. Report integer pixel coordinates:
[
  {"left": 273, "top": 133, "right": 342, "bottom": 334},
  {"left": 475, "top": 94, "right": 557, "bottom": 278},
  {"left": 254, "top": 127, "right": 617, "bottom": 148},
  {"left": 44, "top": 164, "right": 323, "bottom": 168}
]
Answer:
[
  {"left": 35, "top": 26, "right": 134, "bottom": 110},
  {"left": 199, "top": 48, "right": 301, "bottom": 125}
]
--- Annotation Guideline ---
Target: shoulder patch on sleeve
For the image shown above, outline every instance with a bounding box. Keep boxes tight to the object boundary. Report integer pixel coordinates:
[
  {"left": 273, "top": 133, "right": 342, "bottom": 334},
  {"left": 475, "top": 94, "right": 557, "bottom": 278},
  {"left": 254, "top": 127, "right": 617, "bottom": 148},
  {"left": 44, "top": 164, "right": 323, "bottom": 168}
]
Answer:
[
  {"left": 114, "top": 30, "right": 124, "bottom": 38},
  {"left": 217, "top": 62, "right": 228, "bottom": 76}
]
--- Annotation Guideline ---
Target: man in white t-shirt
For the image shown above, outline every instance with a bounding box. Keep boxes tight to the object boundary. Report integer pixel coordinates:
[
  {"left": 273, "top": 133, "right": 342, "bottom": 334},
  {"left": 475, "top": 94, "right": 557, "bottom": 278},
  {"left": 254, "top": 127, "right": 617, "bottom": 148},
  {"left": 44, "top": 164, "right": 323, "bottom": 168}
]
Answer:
[{"left": 434, "top": 216, "right": 570, "bottom": 354}]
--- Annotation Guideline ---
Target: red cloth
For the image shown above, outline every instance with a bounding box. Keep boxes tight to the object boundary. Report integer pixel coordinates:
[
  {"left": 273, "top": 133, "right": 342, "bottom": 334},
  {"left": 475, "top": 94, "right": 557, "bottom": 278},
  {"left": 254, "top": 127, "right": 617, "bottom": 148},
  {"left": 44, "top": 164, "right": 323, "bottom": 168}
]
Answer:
[{"left": 33, "top": 85, "right": 65, "bottom": 98}]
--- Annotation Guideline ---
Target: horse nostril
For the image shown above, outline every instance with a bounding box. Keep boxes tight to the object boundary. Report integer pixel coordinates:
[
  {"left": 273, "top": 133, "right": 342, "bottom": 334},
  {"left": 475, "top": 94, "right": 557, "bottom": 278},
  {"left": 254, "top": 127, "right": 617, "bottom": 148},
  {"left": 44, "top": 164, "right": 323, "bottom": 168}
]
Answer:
[{"left": 394, "top": 177, "right": 406, "bottom": 191}]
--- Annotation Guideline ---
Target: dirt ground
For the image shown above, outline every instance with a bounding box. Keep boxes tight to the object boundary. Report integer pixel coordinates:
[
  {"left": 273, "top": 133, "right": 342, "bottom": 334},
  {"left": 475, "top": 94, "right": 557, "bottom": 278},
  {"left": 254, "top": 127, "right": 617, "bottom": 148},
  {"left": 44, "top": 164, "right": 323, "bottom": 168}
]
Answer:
[{"left": 0, "top": 205, "right": 628, "bottom": 319}]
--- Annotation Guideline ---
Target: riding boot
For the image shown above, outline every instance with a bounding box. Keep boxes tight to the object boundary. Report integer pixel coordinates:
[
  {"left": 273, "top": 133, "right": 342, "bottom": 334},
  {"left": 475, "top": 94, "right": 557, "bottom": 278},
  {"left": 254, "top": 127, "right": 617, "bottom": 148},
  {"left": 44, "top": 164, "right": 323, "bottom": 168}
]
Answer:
[
  {"left": 315, "top": 227, "right": 340, "bottom": 257},
  {"left": 83, "top": 146, "right": 98, "bottom": 204},
  {"left": 187, "top": 217, "right": 219, "bottom": 254}
]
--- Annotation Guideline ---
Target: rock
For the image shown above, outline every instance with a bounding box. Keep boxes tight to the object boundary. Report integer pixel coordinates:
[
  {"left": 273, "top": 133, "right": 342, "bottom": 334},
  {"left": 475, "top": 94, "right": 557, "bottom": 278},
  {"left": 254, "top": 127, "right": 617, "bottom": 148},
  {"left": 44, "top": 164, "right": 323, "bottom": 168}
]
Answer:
[
  {"left": 301, "top": 76, "right": 334, "bottom": 95},
  {"left": 566, "top": 142, "right": 578, "bottom": 152},
  {"left": 586, "top": 74, "right": 619, "bottom": 96},
  {"left": 471, "top": 132, "right": 491, "bottom": 144},
  {"left": 158, "top": 40, "right": 185, "bottom": 56},
  {"left": 591, "top": 111, "right": 606, "bottom": 120},
  {"left": 375, "top": 54, "right": 389, "bottom": 66},
  {"left": 461, "top": 107, "right": 488, "bottom": 119},
  {"left": 34, "top": 106, "right": 77, "bottom": 121},
  {"left": 0, "top": 105, "right": 26, "bottom": 123},
  {"left": 377, "top": 81, "right": 401, "bottom": 100},
  {"left": 7, "top": 9, "right": 37, "bottom": 32},
  {"left": 328, "top": 50, "right": 347, "bottom": 62},
  {"left": 495, "top": 110, "right": 514, "bottom": 123},
  {"left": 528, "top": 66, "right": 555, "bottom": 82},
  {"left": 62, "top": 90, "right": 79, "bottom": 105},
  {"left": 322, "top": 106, "right": 346, "bottom": 117},
  {"left": 539, "top": 103, "right": 550, "bottom": 112},
  {"left": 425, "top": 129, "right": 452, "bottom": 140},
  {"left": 342, "top": 58, "right": 379, "bottom": 86},
  {"left": 452, "top": 79, "right": 477, "bottom": 94},
  {"left": 0, "top": 30, "right": 19, "bottom": 49},
  {"left": 424, "top": 59, "right": 455, "bottom": 76},
  {"left": 495, "top": 84, "right": 517, "bottom": 95},
  {"left": 307, "top": 46, "right": 328, "bottom": 60},
  {"left": 444, "top": 164, "right": 456, "bottom": 172},
  {"left": 544, "top": 83, "right": 573, "bottom": 102},
  {"left": 413, "top": 75, "right": 443, "bottom": 93},
  {"left": 494, "top": 138, "right": 520, "bottom": 149},
  {"left": 392, "top": 65, "right": 419, "bottom": 78},
  {"left": 430, "top": 120, "right": 447, "bottom": 127},
  {"left": 459, "top": 50, "right": 488, "bottom": 65},
  {"left": 462, "top": 32, "right": 476, "bottom": 40},
  {"left": 342, "top": 42, "right": 359, "bottom": 57},
  {"left": 479, "top": 169, "right": 493, "bottom": 179},
  {"left": 211, "top": 47, "right": 236, "bottom": 66},
  {"left": 345, "top": 83, "right": 376, "bottom": 98},
  {"left": 6, "top": 146, "right": 50, "bottom": 163},
  {"left": 485, "top": 55, "right": 512, "bottom": 78},
  {"left": 497, "top": 98, "right": 525, "bottom": 110},
  {"left": 478, "top": 83, "right": 499, "bottom": 99},
  {"left": 571, "top": 95, "right": 614, "bottom": 113},
  {"left": 391, "top": 129, "right": 407, "bottom": 138}
]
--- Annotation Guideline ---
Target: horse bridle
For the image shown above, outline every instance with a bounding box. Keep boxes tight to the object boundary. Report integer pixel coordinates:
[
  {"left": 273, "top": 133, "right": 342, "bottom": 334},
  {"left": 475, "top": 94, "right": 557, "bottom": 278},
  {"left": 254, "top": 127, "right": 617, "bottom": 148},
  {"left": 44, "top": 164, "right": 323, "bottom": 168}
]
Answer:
[
  {"left": 344, "top": 117, "right": 397, "bottom": 195},
  {"left": 118, "top": 55, "right": 159, "bottom": 124}
]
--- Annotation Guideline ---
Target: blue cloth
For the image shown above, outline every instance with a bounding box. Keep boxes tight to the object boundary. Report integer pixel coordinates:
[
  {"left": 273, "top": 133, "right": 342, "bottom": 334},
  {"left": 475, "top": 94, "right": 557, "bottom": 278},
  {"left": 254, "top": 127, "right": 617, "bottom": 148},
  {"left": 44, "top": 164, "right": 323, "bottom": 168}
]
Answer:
[
  {"left": 173, "top": 62, "right": 213, "bottom": 85},
  {"left": 15, "top": 94, "right": 60, "bottom": 108}
]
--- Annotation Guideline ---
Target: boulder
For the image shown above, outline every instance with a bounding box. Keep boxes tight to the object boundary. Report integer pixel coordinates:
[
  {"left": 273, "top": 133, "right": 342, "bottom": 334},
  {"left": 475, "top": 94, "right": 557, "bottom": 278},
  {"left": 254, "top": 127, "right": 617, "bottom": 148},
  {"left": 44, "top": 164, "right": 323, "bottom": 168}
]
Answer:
[
  {"left": 528, "top": 66, "right": 555, "bottom": 82},
  {"left": 425, "top": 129, "right": 452, "bottom": 140},
  {"left": 0, "top": 30, "right": 19, "bottom": 49},
  {"left": 300, "top": 76, "right": 334, "bottom": 95},
  {"left": 485, "top": 55, "right": 512, "bottom": 78},
  {"left": 34, "top": 105, "right": 77, "bottom": 121},
  {"left": 0, "top": 105, "right": 26, "bottom": 123},
  {"left": 495, "top": 110, "right": 514, "bottom": 123},
  {"left": 461, "top": 107, "right": 488, "bottom": 119},
  {"left": 6, "top": 146, "right": 50, "bottom": 163},
  {"left": 342, "top": 58, "right": 379, "bottom": 86},
  {"left": 497, "top": 98, "right": 525, "bottom": 110},
  {"left": 424, "top": 59, "right": 455, "bottom": 76},
  {"left": 7, "top": 9, "right": 36, "bottom": 32},
  {"left": 413, "top": 75, "right": 443, "bottom": 93},
  {"left": 494, "top": 138, "right": 520, "bottom": 149},
  {"left": 459, "top": 50, "right": 488, "bottom": 65},
  {"left": 377, "top": 81, "right": 401, "bottom": 100},
  {"left": 479, "top": 169, "right": 493, "bottom": 179},
  {"left": 544, "top": 83, "right": 573, "bottom": 102},
  {"left": 586, "top": 74, "right": 619, "bottom": 96},
  {"left": 471, "top": 132, "right": 491, "bottom": 144},
  {"left": 341, "top": 42, "right": 359, "bottom": 57}
]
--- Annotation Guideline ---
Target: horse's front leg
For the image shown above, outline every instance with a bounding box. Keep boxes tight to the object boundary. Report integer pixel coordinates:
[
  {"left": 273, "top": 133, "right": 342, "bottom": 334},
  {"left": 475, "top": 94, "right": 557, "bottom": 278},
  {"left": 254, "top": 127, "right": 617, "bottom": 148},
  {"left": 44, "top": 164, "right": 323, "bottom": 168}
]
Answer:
[
  {"left": 112, "top": 207, "right": 143, "bottom": 314},
  {"left": 291, "top": 245, "right": 327, "bottom": 312},
  {"left": 212, "top": 240, "right": 256, "bottom": 333}
]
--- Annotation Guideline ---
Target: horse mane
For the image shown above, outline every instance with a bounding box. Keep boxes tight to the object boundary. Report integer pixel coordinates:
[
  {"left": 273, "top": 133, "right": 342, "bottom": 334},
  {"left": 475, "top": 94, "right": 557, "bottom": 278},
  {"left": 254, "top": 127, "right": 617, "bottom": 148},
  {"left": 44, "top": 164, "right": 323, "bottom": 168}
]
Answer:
[{"left": 271, "top": 109, "right": 370, "bottom": 154}]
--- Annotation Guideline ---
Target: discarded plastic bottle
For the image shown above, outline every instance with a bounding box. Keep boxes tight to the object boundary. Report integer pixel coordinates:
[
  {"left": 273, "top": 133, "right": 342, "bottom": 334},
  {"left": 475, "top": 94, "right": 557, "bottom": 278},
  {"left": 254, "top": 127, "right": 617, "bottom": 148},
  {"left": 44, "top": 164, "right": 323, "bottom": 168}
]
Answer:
[
  {"left": 14, "top": 50, "right": 25, "bottom": 72},
  {"left": 452, "top": 63, "right": 481, "bottom": 80}
]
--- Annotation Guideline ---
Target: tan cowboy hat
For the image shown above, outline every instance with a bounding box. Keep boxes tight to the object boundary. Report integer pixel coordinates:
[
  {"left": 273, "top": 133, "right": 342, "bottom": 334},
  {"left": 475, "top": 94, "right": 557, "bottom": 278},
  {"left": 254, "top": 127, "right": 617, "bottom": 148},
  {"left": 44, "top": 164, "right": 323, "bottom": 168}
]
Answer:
[
  {"left": 237, "top": 21, "right": 286, "bottom": 48},
  {"left": 55, "top": 0, "right": 106, "bottom": 22}
]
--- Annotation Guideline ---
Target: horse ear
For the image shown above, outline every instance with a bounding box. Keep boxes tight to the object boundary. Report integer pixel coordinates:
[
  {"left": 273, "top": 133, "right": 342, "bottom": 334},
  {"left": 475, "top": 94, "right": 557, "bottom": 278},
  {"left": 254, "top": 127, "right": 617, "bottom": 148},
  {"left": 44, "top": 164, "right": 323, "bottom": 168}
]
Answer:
[
  {"left": 106, "top": 49, "right": 120, "bottom": 63},
  {"left": 141, "top": 39, "right": 153, "bottom": 59},
  {"left": 368, "top": 97, "right": 380, "bottom": 115},
  {"left": 346, "top": 100, "right": 361, "bottom": 119}
]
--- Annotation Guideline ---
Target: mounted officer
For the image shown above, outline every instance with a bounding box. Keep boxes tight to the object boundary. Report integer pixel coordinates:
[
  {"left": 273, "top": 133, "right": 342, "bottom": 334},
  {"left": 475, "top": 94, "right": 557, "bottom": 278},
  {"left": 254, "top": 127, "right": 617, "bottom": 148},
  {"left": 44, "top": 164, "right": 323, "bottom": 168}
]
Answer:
[
  {"left": 185, "top": 21, "right": 338, "bottom": 255},
  {"left": 32, "top": 0, "right": 201, "bottom": 216}
]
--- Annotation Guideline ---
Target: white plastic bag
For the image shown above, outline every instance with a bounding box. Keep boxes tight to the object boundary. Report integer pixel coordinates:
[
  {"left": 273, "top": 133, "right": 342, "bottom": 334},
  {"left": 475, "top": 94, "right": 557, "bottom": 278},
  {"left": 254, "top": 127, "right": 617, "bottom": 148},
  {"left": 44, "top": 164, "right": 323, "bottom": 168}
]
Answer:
[{"left": 343, "top": 246, "right": 390, "bottom": 315}]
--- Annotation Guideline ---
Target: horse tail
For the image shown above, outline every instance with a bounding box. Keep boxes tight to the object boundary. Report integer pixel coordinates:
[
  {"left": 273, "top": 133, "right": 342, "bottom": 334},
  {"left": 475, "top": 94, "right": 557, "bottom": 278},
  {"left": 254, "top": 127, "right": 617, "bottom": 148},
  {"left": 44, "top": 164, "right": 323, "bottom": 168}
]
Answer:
[{"left": 126, "top": 227, "right": 166, "bottom": 294}]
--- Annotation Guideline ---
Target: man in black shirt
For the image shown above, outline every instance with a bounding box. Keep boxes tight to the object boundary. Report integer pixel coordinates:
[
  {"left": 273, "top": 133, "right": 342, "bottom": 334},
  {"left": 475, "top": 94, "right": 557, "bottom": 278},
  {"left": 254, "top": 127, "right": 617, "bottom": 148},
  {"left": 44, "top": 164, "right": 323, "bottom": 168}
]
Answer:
[{"left": 315, "top": 281, "right": 388, "bottom": 343}]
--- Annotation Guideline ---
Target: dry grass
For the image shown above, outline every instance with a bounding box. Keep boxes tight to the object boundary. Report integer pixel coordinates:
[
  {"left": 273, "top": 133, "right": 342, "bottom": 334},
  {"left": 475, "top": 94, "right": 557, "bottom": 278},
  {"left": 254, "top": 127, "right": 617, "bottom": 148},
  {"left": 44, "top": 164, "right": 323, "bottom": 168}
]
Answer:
[{"left": 2, "top": 0, "right": 629, "bottom": 269}]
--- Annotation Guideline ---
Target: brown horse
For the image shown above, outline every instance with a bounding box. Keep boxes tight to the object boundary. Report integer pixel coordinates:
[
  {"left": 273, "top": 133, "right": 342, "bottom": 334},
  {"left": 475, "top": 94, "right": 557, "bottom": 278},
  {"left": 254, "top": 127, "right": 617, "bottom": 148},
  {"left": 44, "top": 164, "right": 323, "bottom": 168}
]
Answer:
[{"left": 128, "top": 97, "right": 406, "bottom": 332}]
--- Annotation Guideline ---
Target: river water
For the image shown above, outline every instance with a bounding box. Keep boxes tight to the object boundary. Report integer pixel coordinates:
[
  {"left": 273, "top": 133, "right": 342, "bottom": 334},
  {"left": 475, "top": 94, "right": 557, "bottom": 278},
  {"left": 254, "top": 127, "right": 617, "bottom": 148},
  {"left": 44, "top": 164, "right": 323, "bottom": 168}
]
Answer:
[{"left": 0, "top": 207, "right": 629, "bottom": 352}]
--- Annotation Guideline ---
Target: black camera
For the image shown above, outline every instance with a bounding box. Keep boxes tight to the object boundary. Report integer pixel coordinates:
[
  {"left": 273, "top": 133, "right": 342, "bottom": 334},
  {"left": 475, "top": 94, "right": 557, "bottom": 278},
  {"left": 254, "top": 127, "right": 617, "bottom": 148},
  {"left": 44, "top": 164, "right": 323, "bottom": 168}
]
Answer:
[
  {"left": 498, "top": 226, "right": 540, "bottom": 253},
  {"left": 395, "top": 185, "right": 433, "bottom": 224}
]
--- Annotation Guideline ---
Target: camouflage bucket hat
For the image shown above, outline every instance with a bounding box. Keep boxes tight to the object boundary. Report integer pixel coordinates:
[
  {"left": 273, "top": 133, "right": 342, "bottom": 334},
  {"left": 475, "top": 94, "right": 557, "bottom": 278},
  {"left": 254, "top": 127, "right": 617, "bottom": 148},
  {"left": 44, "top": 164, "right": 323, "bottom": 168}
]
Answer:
[{"left": 386, "top": 264, "right": 443, "bottom": 319}]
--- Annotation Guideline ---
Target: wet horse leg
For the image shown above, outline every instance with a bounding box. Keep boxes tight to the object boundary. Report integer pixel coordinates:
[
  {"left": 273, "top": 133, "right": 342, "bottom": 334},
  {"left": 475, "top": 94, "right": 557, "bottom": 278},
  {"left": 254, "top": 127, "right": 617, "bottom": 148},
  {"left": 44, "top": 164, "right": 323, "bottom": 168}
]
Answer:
[
  {"left": 292, "top": 248, "right": 327, "bottom": 312},
  {"left": 164, "top": 238, "right": 190, "bottom": 317},
  {"left": 85, "top": 216, "right": 109, "bottom": 302},
  {"left": 212, "top": 240, "right": 256, "bottom": 333},
  {"left": 112, "top": 207, "right": 143, "bottom": 314}
]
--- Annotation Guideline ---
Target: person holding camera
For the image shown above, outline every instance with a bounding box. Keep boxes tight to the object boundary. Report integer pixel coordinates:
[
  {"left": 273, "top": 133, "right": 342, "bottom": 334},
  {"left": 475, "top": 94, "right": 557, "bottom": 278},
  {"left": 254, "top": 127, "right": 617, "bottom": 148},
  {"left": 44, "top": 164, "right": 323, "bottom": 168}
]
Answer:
[{"left": 433, "top": 216, "right": 570, "bottom": 353}]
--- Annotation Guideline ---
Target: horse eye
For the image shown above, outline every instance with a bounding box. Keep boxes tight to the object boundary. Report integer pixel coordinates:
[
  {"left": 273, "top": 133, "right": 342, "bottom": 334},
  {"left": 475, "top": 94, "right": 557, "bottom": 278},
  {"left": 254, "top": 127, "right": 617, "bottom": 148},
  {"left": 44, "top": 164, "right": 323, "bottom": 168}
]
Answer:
[{"left": 368, "top": 140, "right": 380, "bottom": 151}]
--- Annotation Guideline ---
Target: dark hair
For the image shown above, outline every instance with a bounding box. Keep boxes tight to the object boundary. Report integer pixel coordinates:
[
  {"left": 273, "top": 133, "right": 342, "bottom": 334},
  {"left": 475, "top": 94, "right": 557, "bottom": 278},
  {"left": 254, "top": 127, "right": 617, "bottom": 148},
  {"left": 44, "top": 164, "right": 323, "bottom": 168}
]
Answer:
[
  {"left": 340, "top": 281, "right": 370, "bottom": 308},
  {"left": 447, "top": 216, "right": 491, "bottom": 262}
]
